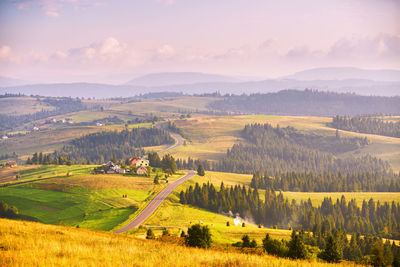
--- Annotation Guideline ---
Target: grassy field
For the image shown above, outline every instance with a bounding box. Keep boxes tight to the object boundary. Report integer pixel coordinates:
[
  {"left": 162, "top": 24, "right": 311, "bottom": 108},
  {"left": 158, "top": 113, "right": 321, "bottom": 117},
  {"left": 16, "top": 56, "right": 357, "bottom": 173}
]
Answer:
[
  {"left": 0, "top": 165, "right": 177, "bottom": 230},
  {"left": 0, "top": 97, "right": 55, "bottom": 115},
  {"left": 0, "top": 219, "right": 361, "bottom": 267}
]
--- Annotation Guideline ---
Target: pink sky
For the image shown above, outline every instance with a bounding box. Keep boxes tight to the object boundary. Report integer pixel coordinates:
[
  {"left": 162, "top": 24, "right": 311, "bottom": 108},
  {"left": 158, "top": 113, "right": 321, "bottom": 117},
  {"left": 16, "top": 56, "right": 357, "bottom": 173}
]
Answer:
[{"left": 0, "top": 0, "right": 399, "bottom": 83}]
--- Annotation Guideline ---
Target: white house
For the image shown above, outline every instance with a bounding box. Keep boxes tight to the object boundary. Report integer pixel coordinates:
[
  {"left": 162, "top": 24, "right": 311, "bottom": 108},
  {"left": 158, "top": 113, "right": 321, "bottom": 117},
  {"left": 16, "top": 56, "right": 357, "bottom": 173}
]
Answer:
[{"left": 135, "top": 158, "right": 149, "bottom": 168}]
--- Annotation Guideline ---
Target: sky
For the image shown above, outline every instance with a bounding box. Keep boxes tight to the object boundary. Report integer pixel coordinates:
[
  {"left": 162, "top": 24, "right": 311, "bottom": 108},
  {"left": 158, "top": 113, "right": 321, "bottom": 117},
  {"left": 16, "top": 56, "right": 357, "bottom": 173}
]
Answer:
[{"left": 0, "top": 0, "right": 399, "bottom": 84}]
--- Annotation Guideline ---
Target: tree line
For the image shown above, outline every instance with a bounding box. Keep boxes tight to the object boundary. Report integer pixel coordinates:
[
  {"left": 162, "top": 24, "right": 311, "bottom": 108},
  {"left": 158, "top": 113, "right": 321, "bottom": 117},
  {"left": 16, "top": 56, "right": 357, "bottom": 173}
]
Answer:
[
  {"left": 179, "top": 182, "right": 400, "bottom": 239},
  {"left": 26, "top": 128, "right": 173, "bottom": 165},
  {"left": 250, "top": 171, "right": 400, "bottom": 192},
  {"left": 263, "top": 228, "right": 400, "bottom": 266},
  {"left": 208, "top": 89, "right": 400, "bottom": 116},
  {"left": 214, "top": 123, "right": 391, "bottom": 175},
  {"left": 330, "top": 115, "right": 400, "bottom": 138}
]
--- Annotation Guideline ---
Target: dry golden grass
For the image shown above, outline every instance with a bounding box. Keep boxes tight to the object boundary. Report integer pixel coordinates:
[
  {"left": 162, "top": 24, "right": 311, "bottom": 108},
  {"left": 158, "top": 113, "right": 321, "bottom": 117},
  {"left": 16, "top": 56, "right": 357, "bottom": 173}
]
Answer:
[
  {"left": 0, "top": 166, "right": 37, "bottom": 183},
  {"left": 46, "top": 174, "right": 155, "bottom": 190},
  {"left": 0, "top": 218, "right": 361, "bottom": 267}
]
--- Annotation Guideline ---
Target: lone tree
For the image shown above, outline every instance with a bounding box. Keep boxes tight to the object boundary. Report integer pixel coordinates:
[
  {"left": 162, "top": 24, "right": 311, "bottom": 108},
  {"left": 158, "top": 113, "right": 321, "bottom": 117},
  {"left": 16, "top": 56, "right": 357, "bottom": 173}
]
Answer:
[
  {"left": 287, "top": 230, "right": 308, "bottom": 259},
  {"left": 197, "top": 164, "right": 205, "bottom": 176},
  {"left": 320, "top": 234, "right": 343, "bottom": 263},
  {"left": 242, "top": 234, "right": 251, "bottom": 248},
  {"left": 185, "top": 224, "right": 212, "bottom": 248},
  {"left": 146, "top": 229, "right": 155, "bottom": 239}
]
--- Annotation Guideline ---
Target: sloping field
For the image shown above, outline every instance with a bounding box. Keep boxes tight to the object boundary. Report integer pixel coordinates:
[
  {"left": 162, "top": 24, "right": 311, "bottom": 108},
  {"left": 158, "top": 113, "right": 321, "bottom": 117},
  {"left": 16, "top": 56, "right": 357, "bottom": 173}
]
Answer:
[{"left": 0, "top": 218, "right": 359, "bottom": 267}]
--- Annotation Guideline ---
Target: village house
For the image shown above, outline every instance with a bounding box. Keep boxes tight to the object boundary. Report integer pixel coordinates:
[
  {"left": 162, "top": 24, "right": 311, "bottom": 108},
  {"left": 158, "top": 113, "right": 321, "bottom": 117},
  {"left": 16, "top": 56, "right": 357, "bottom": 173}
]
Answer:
[
  {"left": 2, "top": 135, "right": 8, "bottom": 140},
  {"left": 100, "top": 161, "right": 125, "bottom": 174},
  {"left": 5, "top": 161, "right": 17, "bottom": 168},
  {"left": 135, "top": 158, "right": 149, "bottom": 168},
  {"left": 129, "top": 157, "right": 140, "bottom": 166},
  {"left": 136, "top": 166, "right": 148, "bottom": 175}
]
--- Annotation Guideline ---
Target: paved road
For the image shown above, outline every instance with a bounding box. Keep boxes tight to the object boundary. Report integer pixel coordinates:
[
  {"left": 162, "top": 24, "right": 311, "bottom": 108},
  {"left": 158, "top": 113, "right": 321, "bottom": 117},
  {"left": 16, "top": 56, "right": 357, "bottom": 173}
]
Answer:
[
  {"left": 155, "top": 121, "right": 184, "bottom": 154},
  {"left": 114, "top": 170, "right": 195, "bottom": 233}
]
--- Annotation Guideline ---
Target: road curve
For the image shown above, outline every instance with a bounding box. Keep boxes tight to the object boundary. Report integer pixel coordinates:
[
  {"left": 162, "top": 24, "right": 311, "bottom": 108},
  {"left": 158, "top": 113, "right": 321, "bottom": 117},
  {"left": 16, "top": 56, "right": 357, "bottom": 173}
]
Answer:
[
  {"left": 114, "top": 170, "right": 195, "bottom": 233},
  {"left": 155, "top": 121, "right": 184, "bottom": 154}
]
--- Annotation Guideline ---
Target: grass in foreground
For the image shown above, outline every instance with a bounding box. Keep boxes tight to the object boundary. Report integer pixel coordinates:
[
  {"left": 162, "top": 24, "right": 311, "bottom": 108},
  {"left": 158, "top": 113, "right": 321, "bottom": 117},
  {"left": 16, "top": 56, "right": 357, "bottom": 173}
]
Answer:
[{"left": 0, "top": 218, "right": 360, "bottom": 267}]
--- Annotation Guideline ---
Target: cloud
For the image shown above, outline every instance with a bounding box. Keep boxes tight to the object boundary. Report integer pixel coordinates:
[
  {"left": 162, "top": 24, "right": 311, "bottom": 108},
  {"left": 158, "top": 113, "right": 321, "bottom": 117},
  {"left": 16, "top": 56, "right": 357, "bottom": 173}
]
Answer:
[
  {"left": 328, "top": 33, "right": 400, "bottom": 61},
  {"left": 156, "top": 44, "right": 175, "bottom": 59},
  {"left": 67, "top": 37, "right": 126, "bottom": 61},
  {"left": 13, "top": 0, "right": 107, "bottom": 17},
  {"left": 0, "top": 45, "right": 11, "bottom": 61},
  {"left": 155, "top": 0, "right": 176, "bottom": 6}
]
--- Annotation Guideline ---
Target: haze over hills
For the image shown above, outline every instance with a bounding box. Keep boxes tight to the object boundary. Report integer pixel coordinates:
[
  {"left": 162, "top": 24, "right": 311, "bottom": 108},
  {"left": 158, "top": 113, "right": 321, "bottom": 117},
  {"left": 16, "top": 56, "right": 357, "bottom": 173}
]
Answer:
[
  {"left": 0, "top": 76, "right": 30, "bottom": 87},
  {"left": 1, "top": 67, "right": 399, "bottom": 98},
  {"left": 284, "top": 67, "right": 400, "bottom": 82},
  {"left": 125, "top": 72, "right": 242, "bottom": 87}
]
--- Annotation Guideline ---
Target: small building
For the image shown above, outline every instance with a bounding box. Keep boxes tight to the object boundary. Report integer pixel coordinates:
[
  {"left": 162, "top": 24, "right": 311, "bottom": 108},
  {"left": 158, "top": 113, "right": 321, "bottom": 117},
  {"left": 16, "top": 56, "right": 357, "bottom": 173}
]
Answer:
[
  {"left": 5, "top": 161, "right": 17, "bottom": 168},
  {"left": 2, "top": 136, "right": 8, "bottom": 140},
  {"left": 136, "top": 166, "right": 148, "bottom": 175},
  {"left": 135, "top": 158, "right": 149, "bottom": 168},
  {"left": 129, "top": 157, "right": 140, "bottom": 166},
  {"left": 96, "top": 122, "right": 103, "bottom": 127},
  {"left": 33, "top": 127, "right": 39, "bottom": 131}
]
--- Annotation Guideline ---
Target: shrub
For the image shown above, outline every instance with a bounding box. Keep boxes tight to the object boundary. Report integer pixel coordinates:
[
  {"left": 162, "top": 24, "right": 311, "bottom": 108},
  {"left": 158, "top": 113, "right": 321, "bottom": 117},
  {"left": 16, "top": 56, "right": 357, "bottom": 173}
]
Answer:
[
  {"left": 146, "top": 229, "right": 155, "bottom": 239},
  {"left": 185, "top": 224, "right": 212, "bottom": 248}
]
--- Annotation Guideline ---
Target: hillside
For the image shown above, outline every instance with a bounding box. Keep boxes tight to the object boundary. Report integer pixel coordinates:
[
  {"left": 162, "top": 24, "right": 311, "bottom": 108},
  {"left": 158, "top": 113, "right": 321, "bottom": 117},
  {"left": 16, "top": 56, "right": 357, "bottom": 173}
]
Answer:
[
  {"left": 126, "top": 72, "right": 241, "bottom": 86},
  {"left": 0, "top": 218, "right": 361, "bottom": 266}
]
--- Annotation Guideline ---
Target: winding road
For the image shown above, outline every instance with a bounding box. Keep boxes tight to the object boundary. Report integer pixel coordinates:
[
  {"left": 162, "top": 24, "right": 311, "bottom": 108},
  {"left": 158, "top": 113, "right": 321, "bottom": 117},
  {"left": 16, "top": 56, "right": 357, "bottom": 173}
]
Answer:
[
  {"left": 155, "top": 121, "right": 184, "bottom": 154},
  {"left": 114, "top": 121, "right": 192, "bottom": 233},
  {"left": 114, "top": 170, "right": 195, "bottom": 233}
]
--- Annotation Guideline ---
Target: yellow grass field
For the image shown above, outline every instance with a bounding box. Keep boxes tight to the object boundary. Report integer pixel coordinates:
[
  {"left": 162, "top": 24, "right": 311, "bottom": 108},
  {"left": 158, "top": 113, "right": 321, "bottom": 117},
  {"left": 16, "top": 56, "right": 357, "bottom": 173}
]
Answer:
[
  {"left": 281, "top": 191, "right": 400, "bottom": 207},
  {"left": 0, "top": 218, "right": 361, "bottom": 267}
]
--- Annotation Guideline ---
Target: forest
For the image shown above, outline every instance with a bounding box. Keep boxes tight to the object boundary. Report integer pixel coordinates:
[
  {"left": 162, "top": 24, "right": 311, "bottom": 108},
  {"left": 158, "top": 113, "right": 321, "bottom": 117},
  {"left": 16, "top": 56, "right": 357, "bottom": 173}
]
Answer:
[
  {"left": 179, "top": 182, "right": 400, "bottom": 239},
  {"left": 26, "top": 128, "right": 173, "bottom": 164},
  {"left": 214, "top": 123, "right": 391, "bottom": 175},
  {"left": 208, "top": 90, "right": 400, "bottom": 116},
  {"left": 250, "top": 171, "right": 400, "bottom": 192},
  {"left": 330, "top": 115, "right": 400, "bottom": 138}
]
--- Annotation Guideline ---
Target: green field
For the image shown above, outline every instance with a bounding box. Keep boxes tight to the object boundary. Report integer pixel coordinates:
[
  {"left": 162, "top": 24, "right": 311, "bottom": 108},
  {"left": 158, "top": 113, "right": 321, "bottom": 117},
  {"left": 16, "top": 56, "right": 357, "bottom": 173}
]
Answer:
[
  {"left": 0, "top": 97, "right": 56, "bottom": 115},
  {"left": 0, "top": 165, "right": 179, "bottom": 230}
]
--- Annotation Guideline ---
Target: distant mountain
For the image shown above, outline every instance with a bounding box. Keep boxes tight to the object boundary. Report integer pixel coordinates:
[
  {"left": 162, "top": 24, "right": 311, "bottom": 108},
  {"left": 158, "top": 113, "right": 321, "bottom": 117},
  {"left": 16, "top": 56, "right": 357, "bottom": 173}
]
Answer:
[
  {"left": 284, "top": 67, "right": 400, "bottom": 82},
  {"left": 1, "top": 79, "right": 399, "bottom": 98},
  {"left": 125, "top": 72, "right": 241, "bottom": 87},
  {"left": 0, "top": 76, "right": 29, "bottom": 87}
]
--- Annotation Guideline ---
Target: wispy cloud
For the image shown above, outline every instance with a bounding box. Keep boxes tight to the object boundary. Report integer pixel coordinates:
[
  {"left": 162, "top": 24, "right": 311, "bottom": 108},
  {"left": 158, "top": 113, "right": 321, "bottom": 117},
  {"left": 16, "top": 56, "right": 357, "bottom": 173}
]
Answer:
[{"left": 13, "top": 0, "right": 107, "bottom": 17}]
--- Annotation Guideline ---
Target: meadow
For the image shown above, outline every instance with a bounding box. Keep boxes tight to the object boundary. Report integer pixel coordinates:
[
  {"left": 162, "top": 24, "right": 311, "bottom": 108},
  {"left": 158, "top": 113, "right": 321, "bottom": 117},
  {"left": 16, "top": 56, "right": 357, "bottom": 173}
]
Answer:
[
  {"left": 0, "top": 96, "right": 55, "bottom": 115},
  {"left": 0, "top": 165, "right": 182, "bottom": 231},
  {"left": 0, "top": 218, "right": 362, "bottom": 267}
]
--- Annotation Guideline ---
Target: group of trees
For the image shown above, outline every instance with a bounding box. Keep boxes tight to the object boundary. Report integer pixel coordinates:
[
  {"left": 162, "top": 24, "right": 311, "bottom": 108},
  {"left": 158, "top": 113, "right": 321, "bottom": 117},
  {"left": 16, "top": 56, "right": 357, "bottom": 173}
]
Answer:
[
  {"left": 57, "top": 128, "right": 173, "bottom": 164},
  {"left": 330, "top": 115, "right": 400, "bottom": 138},
  {"left": 180, "top": 182, "right": 400, "bottom": 239},
  {"left": 250, "top": 171, "right": 400, "bottom": 192},
  {"left": 263, "top": 229, "right": 400, "bottom": 265},
  {"left": 0, "top": 201, "right": 19, "bottom": 219},
  {"left": 215, "top": 123, "right": 390, "bottom": 175},
  {"left": 208, "top": 89, "right": 400, "bottom": 116},
  {"left": 26, "top": 152, "right": 74, "bottom": 165},
  {"left": 148, "top": 152, "right": 178, "bottom": 174}
]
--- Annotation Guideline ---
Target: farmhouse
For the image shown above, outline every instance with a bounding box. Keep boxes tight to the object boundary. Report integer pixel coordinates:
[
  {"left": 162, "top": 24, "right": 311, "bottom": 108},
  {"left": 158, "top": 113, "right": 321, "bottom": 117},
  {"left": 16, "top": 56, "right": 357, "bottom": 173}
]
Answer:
[
  {"left": 136, "top": 166, "right": 148, "bottom": 175},
  {"left": 135, "top": 158, "right": 149, "bottom": 168},
  {"left": 5, "top": 161, "right": 17, "bottom": 168},
  {"left": 129, "top": 157, "right": 140, "bottom": 166},
  {"left": 100, "top": 161, "right": 125, "bottom": 174}
]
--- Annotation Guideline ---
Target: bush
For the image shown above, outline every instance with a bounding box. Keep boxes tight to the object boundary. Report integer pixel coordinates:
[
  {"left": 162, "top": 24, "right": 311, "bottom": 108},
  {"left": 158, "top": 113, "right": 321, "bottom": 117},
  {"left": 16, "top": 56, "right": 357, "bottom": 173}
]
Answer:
[
  {"left": 262, "top": 234, "right": 288, "bottom": 257},
  {"left": 162, "top": 229, "right": 170, "bottom": 236},
  {"left": 146, "top": 229, "right": 155, "bottom": 239},
  {"left": 185, "top": 224, "right": 212, "bottom": 248}
]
